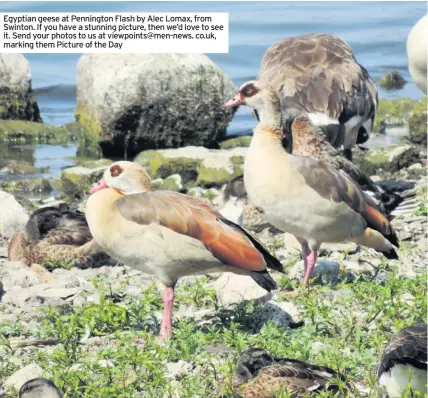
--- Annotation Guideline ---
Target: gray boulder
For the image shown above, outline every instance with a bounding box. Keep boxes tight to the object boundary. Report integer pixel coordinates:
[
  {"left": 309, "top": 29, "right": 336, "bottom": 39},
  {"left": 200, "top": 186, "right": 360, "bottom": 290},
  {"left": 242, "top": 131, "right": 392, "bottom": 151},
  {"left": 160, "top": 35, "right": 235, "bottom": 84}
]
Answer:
[
  {"left": 0, "top": 54, "right": 41, "bottom": 122},
  {"left": 0, "top": 190, "right": 29, "bottom": 238},
  {"left": 75, "top": 54, "right": 237, "bottom": 157}
]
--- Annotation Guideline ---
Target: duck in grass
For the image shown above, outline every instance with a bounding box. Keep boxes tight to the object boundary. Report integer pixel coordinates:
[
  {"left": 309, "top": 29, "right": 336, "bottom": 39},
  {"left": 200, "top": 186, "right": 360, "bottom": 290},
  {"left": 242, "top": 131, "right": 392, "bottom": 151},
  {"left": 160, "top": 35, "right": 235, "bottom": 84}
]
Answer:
[
  {"left": 19, "top": 378, "right": 63, "bottom": 398},
  {"left": 8, "top": 203, "right": 111, "bottom": 269},
  {"left": 225, "top": 348, "right": 351, "bottom": 398}
]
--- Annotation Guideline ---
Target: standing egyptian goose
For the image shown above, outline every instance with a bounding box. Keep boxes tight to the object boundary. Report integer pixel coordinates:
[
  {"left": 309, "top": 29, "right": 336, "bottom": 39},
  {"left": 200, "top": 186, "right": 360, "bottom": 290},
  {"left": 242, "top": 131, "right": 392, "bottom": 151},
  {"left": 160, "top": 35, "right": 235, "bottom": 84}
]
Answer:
[
  {"left": 224, "top": 83, "right": 398, "bottom": 289},
  {"left": 19, "top": 378, "right": 63, "bottom": 398},
  {"left": 85, "top": 161, "right": 284, "bottom": 340},
  {"left": 228, "top": 348, "right": 350, "bottom": 397},
  {"left": 8, "top": 204, "right": 110, "bottom": 269},
  {"left": 407, "top": 15, "right": 427, "bottom": 95},
  {"left": 253, "top": 34, "right": 378, "bottom": 160},
  {"left": 378, "top": 323, "right": 427, "bottom": 397}
]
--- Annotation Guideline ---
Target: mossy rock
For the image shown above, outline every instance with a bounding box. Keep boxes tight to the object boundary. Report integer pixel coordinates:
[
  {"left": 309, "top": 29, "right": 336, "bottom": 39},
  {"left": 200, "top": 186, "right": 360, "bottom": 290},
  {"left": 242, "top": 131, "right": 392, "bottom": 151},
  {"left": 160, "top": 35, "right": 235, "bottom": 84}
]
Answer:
[
  {"left": 0, "top": 89, "right": 41, "bottom": 122},
  {"left": 219, "top": 135, "right": 252, "bottom": 149},
  {"left": 379, "top": 71, "right": 406, "bottom": 91},
  {"left": 408, "top": 111, "right": 427, "bottom": 146},
  {"left": 196, "top": 163, "right": 242, "bottom": 188},
  {"left": 3, "top": 160, "right": 48, "bottom": 175},
  {"left": 134, "top": 151, "right": 200, "bottom": 183},
  {"left": 1, "top": 178, "right": 52, "bottom": 194},
  {"left": 0, "top": 120, "right": 73, "bottom": 144},
  {"left": 75, "top": 158, "right": 114, "bottom": 168},
  {"left": 373, "top": 97, "right": 427, "bottom": 134},
  {"left": 354, "top": 144, "right": 420, "bottom": 176},
  {"left": 75, "top": 106, "right": 103, "bottom": 158},
  {"left": 61, "top": 166, "right": 107, "bottom": 199},
  {"left": 152, "top": 175, "right": 183, "bottom": 192}
]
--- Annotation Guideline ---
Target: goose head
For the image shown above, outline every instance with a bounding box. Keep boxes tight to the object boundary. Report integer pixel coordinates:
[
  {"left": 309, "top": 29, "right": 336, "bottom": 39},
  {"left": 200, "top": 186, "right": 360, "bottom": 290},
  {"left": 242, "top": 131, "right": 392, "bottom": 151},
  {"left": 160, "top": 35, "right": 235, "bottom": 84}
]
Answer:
[
  {"left": 19, "top": 378, "right": 63, "bottom": 398},
  {"left": 224, "top": 81, "right": 282, "bottom": 129},
  {"left": 90, "top": 161, "right": 152, "bottom": 195}
]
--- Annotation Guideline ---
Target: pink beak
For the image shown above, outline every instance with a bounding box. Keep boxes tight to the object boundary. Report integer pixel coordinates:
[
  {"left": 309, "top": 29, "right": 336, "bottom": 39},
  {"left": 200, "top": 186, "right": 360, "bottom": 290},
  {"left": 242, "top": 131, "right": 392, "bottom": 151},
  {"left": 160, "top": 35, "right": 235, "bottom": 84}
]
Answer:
[
  {"left": 90, "top": 178, "right": 108, "bottom": 194},
  {"left": 224, "top": 93, "right": 243, "bottom": 108}
]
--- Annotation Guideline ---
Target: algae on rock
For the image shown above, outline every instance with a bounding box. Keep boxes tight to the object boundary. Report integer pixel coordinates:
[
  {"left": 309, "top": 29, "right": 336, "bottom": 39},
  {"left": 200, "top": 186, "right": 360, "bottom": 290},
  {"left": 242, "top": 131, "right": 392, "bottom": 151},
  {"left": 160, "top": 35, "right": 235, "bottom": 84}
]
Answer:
[{"left": 0, "top": 120, "right": 73, "bottom": 144}]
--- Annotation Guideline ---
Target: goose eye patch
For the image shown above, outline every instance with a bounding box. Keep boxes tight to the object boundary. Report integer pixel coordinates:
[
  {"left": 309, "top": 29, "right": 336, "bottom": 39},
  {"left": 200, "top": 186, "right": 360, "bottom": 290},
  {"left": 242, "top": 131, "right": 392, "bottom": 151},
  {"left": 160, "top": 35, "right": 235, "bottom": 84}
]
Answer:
[{"left": 110, "top": 165, "right": 123, "bottom": 177}]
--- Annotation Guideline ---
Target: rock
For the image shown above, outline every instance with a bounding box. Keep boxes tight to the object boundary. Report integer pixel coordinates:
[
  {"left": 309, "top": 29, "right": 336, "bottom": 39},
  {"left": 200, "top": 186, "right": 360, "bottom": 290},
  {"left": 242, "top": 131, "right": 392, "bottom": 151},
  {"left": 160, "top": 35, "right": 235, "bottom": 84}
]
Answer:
[
  {"left": 255, "top": 299, "right": 301, "bottom": 331},
  {"left": 61, "top": 165, "right": 107, "bottom": 199},
  {"left": 166, "top": 360, "right": 193, "bottom": 381},
  {"left": 134, "top": 146, "right": 246, "bottom": 187},
  {"left": 219, "top": 135, "right": 252, "bottom": 149},
  {"left": 379, "top": 71, "right": 406, "bottom": 90},
  {"left": 408, "top": 110, "right": 427, "bottom": 146},
  {"left": 373, "top": 97, "right": 427, "bottom": 134},
  {"left": 76, "top": 54, "right": 237, "bottom": 157},
  {"left": 1, "top": 178, "right": 52, "bottom": 194},
  {"left": 213, "top": 273, "right": 272, "bottom": 307},
  {"left": 2, "top": 160, "right": 48, "bottom": 175},
  {"left": 408, "top": 163, "right": 423, "bottom": 170},
  {"left": 4, "top": 363, "right": 45, "bottom": 391},
  {"left": 289, "top": 260, "right": 341, "bottom": 285},
  {"left": 152, "top": 174, "right": 183, "bottom": 192},
  {"left": 0, "top": 54, "right": 41, "bottom": 122},
  {"left": 0, "top": 120, "right": 73, "bottom": 144},
  {"left": 243, "top": 203, "right": 278, "bottom": 233},
  {"left": 0, "top": 191, "right": 28, "bottom": 238},
  {"left": 354, "top": 144, "right": 420, "bottom": 176}
]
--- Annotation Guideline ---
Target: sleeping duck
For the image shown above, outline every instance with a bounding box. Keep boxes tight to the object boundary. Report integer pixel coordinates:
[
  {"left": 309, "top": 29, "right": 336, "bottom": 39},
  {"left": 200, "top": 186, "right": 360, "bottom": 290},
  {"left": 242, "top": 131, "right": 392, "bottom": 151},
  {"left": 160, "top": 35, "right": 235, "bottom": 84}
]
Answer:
[
  {"left": 8, "top": 203, "right": 112, "bottom": 269},
  {"left": 227, "top": 348, "right": 350, "bottom": 398}
]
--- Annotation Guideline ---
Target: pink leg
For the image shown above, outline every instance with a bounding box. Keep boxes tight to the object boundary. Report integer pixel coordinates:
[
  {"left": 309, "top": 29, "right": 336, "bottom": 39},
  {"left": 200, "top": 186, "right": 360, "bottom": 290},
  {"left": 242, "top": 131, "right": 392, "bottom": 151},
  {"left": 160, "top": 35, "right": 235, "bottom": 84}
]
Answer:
[
  {"left": 159, "top": 285, "right": 175, "bottom": 342},
  {"left": 303, "top": 250, "right": 317, "bottom": 285},
  {"left": 300, "top": 243, "right": 310, "bottom": 275}
]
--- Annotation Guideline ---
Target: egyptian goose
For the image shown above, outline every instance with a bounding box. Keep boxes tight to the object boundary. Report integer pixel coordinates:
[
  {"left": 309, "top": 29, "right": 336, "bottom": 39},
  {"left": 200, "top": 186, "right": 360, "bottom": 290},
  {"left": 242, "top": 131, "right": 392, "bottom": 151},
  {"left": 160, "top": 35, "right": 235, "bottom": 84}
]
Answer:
[
  {"left": 19, "top": 378, "right": 63, "bottom": 398},
  {"left": 407, "top": 15, "right": 427, "bottom": 94},
  {"left": 85, "top": 161, "right": 284, "bottom": 340},
  {"left": 252, "top": 34, "right": 378, "bottom": 160},
  {"left": 224, "top": 83, "right": 398, "bottom": 289},
  {"left": 8, "top": 204, "right": 110, "bottom": 269},
  {"left": 378, "top": 323, "right": 427, "bottom": 397},
  {"left": 227, "top": 348, "right": 350, "bottom": 397}
]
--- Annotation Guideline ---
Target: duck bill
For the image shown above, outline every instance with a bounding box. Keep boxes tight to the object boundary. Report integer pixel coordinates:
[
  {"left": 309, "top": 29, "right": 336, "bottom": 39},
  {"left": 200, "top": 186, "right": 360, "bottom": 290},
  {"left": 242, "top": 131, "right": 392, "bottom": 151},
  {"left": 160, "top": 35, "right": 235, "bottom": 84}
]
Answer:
[
  {"left": 90, "top": 178, "right": 108, "bottom": 194},
  {"left": 224, "top": 93, "right": 243, "bottom": 108}
]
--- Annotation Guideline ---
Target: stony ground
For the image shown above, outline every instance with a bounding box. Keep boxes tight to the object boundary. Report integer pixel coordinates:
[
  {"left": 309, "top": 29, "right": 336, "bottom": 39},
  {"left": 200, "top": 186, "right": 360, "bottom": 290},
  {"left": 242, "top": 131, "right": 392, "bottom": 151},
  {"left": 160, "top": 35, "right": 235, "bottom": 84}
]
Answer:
[
  {"left": 0, "top": 168, "right": 427, "bottom": 397},
  {"left": 0, "top": 111, "right": 427, "bottom": 397}
]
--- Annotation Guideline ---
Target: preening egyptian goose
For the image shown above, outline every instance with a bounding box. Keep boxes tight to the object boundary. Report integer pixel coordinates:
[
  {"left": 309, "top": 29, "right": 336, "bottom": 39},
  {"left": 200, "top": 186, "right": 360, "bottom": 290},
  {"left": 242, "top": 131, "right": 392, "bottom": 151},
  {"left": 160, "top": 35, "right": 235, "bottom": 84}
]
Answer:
[
  {"left": 225, "top": 84, "right": 398, "bottom": 289},
  {"left": 8, "top": 204, "right": 110, "bottom": 269},
  {"left": 19, "top": 378, "right": 63, "bottom": 398},
  {"left": 378, "top": 323, "right": 427, "bottom": 397},
  {"left": 407, "top": 15, "right": 427, "bottom": 95},
  {"left": 253, "top": 34, "right": 378, "bottom": 160},
  {"left": 227, "top": 348, "right": 350, "bottom": 398},
  {"left": 85, "top": 161, "right": 285, "bottom": 340}
]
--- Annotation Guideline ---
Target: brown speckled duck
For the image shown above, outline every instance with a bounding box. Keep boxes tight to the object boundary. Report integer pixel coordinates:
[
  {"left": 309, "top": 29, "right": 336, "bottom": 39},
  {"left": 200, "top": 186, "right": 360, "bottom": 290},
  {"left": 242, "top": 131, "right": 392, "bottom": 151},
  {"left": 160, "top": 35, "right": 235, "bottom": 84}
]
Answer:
[
  {"left": 8, "top": 203, "right": 111, "bottom": 268},
  {"left": 227, "top": 348, "right": 350, "bottom": 398}
]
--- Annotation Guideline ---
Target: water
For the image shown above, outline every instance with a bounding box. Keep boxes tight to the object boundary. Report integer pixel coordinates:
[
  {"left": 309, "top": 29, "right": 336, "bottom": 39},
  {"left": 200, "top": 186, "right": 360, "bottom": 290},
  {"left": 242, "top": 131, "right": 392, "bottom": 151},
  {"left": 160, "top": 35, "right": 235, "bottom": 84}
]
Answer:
[
  {"left": 0, "top": 2, "right": 425, "bottom": 181},
  {"left": 1, "top": 1, "right": 425, "bottom": 133}
]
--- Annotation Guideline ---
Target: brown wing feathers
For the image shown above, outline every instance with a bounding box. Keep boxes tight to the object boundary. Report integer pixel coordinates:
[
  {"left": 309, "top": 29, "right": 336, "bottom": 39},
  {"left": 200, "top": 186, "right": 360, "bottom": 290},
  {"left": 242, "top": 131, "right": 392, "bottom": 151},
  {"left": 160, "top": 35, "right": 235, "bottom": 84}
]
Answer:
[
  {"left": 292, "top": 117, "right": 399, "bottom": 249},
  {"left": 116, "top": 192, "right": 284, "bottom": 291}
]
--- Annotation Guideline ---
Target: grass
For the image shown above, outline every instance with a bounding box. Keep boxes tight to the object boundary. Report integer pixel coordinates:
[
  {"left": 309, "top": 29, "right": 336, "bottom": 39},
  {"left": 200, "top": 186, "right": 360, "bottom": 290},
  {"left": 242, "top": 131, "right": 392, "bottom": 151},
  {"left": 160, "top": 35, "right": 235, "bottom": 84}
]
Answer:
[{"left": 0, "top": 266, "right": 426, "bottom": 397}]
